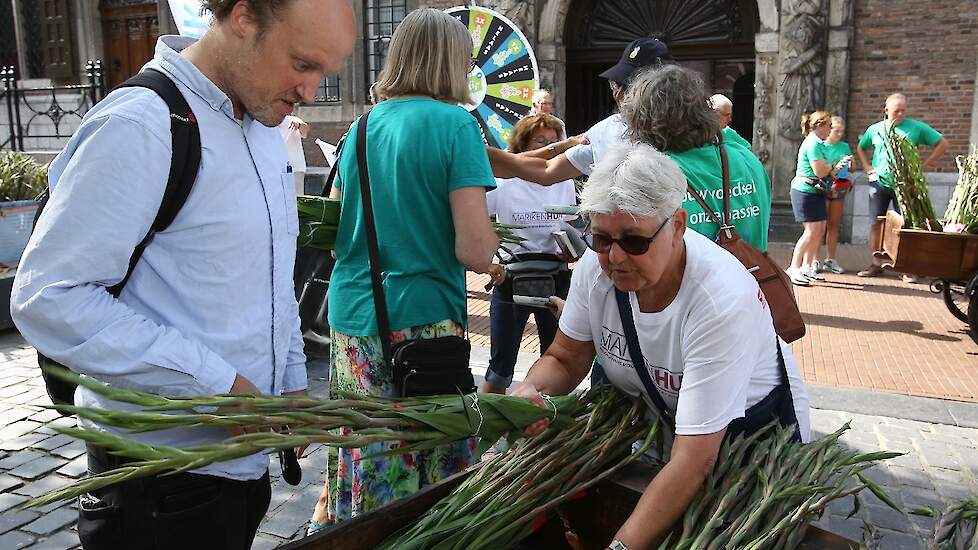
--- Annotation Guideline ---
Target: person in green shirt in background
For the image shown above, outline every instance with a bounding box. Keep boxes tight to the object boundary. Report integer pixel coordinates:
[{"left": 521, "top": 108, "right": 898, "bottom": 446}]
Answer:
[
  {"left": 622, "top": 66, "right": 772, "bottom": 253},
  {"left": 819, "top": 116, "right": 854, "bottom": 274},
  {"left": 855, "top": 93, "right": 949, "bottom": 279},
  {"left": 710, "top": 93, "right": 752, "bottom": 150},
  {"left": 787, "top": 111, "right": 846, "bottom": 286}
]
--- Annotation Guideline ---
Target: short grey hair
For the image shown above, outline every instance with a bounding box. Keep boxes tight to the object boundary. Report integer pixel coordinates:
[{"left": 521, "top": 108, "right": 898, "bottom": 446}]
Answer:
[
  {"left": 579, "top": 142, "right": 687, "bottom": 221},
  {"left": 532, "top": 89, "right": 552, "bottom": 103},
  {"left": 620, "top": 65, "right": 720, "bottom": 153},
  {"left": 709, "top": 94, "right": 733, "bottom": 110}
]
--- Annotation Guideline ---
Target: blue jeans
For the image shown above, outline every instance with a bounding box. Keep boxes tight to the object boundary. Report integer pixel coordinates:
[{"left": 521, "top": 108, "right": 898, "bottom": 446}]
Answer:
[{"left": 486, "top": 287, "right": 559, "bottom": 389}]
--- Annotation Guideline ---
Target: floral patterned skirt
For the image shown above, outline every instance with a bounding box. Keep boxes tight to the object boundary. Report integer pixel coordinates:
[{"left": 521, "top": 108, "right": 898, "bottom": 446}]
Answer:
[{"left": 325, "top": 319, "right": 476, "bottom": 523}]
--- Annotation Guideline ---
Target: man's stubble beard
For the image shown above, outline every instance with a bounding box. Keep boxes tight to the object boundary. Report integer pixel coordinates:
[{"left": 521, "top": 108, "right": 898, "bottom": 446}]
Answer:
[{"left": 222, "top": 43, "right": 288, "bottom": 128}]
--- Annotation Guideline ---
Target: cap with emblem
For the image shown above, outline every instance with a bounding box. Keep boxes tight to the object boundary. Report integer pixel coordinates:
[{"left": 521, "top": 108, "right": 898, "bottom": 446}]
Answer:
[{"left": 598, "top": 37, "right": 673, "bottom": 85}]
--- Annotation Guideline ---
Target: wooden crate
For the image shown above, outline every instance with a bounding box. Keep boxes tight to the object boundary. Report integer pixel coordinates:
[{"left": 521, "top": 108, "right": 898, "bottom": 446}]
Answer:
[
  {"left": 282, "top": 463, "right": 855, "bottom": 550},
  {"left": 875, "top": 211, "right": 978, "bottom": 281}
]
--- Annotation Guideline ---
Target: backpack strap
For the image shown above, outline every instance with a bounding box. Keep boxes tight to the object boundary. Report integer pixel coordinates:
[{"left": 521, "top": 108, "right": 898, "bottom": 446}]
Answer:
[
  {"left": 34, "top": 68, "right": 200, "bottom": 411},
  {"left": 106, "top": 68, "right": 201, "bottom": 296}
]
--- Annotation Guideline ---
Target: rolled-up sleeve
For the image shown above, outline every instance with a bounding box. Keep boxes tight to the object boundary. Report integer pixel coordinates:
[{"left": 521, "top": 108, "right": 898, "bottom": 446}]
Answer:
[{"left": 10, "top": 110, "right": 237, "bottom": 397}]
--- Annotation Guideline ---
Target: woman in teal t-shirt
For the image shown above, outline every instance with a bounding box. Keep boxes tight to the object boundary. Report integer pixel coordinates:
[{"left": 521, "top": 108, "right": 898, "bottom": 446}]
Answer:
[
  {"left": 786, "top": 111, "right": 844, "bottom": 286},
  {"left": 619, "top": 65, "right": 772, "bottom": 253},
  {"left": 820, "top": 116, "right": 854, "bottom": 274},
  {"left": 309, "top": 8, "right": 499, "bottom": 531}
]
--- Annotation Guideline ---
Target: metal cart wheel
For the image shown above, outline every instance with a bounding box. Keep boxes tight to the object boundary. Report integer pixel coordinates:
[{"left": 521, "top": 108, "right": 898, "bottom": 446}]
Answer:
[{"left": 937, "top": 279, "right": 971, "bottom": 323}]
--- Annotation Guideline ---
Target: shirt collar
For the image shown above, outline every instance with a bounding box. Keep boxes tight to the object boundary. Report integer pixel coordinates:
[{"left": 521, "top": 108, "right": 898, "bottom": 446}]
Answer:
[{"left": 147, "top": 35, "right": 237, "bottom": 120}]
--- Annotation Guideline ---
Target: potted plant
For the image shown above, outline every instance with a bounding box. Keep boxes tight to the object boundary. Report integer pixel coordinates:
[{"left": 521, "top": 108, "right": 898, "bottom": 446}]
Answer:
[{"left": 0, "top": 151, "right": 47, "bottom": 329}]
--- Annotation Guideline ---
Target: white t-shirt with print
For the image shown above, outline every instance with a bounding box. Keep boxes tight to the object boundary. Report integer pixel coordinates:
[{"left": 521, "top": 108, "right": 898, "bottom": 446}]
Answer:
[
  {"left": 564, "top": 113, "right": 629, "bottom": 175},
  {"left": 558, "top": 230, "right": 811, "bottom": 440},
  {"left": 487, "top": 177, "right": 577, "bottom": 259}
]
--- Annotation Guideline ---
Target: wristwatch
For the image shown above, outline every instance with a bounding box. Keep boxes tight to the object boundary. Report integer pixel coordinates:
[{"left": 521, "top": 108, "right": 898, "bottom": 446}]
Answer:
[{"left": 608, "top": 540, "right": 629, "bottom": 550}]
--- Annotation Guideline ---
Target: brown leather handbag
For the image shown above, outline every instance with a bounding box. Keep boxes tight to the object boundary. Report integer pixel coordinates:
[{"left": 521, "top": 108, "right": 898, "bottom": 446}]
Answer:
[{"left": 685, "top": 135, "right": 807, "bottom": 343}]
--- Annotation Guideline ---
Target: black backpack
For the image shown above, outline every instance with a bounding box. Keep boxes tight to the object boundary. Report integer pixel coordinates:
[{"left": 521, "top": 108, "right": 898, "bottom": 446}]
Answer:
[{"left": 34, "top": 69, "right": 201, "bottom": 413}]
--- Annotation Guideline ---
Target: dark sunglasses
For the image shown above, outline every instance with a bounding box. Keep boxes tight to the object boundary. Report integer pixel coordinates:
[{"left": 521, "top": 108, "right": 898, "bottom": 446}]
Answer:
[{"left": 584, "top": 216, "right": 672, "bottom": 256}]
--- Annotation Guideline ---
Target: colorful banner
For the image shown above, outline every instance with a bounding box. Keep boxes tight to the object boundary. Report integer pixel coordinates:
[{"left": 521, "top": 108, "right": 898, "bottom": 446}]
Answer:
[{"left": 446, "top": 6, "right": 540, "bottom": 149}]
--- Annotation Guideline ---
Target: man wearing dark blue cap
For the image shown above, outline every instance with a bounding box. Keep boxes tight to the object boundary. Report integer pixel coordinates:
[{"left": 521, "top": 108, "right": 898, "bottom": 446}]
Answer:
[
  {"left": 485, "top": 37, "right": 672, "bottom": 388},
  {"left": 488, "top": 37, "right": 672, "bottom": 184}
]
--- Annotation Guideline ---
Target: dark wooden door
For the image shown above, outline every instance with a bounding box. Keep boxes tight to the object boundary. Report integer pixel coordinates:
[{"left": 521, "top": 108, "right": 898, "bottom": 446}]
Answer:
[
  {"left": 100, "top": 2, "right": 159, "bottom": 88},
  {"left": 564, "top": 0, "right": 758, "bottom": 135}
]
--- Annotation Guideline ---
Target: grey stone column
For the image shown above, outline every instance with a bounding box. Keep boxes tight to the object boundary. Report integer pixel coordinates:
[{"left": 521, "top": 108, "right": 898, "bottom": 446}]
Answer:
[
  {"left": 824, "top": 0, "right": 854, "bottom": 126},
  {"left": 536, "top": 0, "right": 568, "bottom": 116},
  {"left": 159, "top": 0, "right": 178, "bottom": 36},
  {"left": 753, "top": 31, "right": 780, "bottom": 176}
]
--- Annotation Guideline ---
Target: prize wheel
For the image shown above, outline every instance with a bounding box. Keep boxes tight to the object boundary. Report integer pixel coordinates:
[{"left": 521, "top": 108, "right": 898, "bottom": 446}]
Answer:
[{"left": 446, "top": 6, "right": 539, "bottom": 150}]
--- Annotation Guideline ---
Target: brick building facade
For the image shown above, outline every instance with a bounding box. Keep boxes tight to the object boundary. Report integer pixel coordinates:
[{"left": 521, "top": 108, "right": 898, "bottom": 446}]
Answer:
[
  {"left": 3, "top": 1, "right": 977, "bottom": 241},
  {"left": 845, "top": 0, "right": 978, "bottom": 175}
]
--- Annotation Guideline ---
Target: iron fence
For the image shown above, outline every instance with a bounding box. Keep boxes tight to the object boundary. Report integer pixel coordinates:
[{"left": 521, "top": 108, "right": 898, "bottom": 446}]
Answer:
[{"left": 1, "top": 60, "right": 105, "bottom": 151}]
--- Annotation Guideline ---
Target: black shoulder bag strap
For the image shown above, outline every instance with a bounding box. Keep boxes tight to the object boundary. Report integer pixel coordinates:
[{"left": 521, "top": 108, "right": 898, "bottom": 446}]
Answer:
[
  {"left": 355, "top": 111, "right": 395, "bottom": 367},
  {"left": 108, "top": 68, "right": 201, "bottom": 295},
  {"left": 614, "top": 288, "right": 676, "bottom": 432}
]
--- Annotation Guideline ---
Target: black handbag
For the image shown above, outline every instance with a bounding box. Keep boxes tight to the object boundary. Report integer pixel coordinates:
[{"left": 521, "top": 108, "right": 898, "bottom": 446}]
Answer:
[
  {"left": 354, "top": 111, "right": 475, "bottom": 397},
  {"left": 497, "top": 254, "right": 570, "bottom": 305}
]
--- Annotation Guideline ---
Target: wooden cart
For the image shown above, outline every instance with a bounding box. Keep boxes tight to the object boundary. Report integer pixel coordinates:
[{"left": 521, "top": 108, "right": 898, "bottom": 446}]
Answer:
[
  {"left": 281, "top": 462, "right": 856, "bottom": 550},
  {"left": 873, "top": 211, "right": 978, "bottom": 344}
]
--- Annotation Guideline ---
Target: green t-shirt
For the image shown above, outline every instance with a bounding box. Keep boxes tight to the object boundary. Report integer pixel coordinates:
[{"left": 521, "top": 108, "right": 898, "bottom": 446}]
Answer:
[
  {"left": 329, "top": 98, "right": 496, "bottom": 336},
  {"left": 823, "top": 140, "right": 853, "bottom": 167},
  {"left": 791, "top": 133, "right": 828, "bottom": 194},
  {"left": 857, "top": 118, "right": 943, "bottom": 188},
  {"left": 722, "top": 126, "right": 751, "bottom": 149},
  {"left": 667, "top": 141, "right": 772, "bottom": 252}
]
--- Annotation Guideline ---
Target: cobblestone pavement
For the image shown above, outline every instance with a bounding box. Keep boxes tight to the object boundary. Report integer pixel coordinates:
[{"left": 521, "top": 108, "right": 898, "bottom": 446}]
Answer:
[
  {"left": 467, "top": 243, "right": 978, "bottom": 402},
  {"left": 2, "top": 330, "right": 978, "bottom": 549}
]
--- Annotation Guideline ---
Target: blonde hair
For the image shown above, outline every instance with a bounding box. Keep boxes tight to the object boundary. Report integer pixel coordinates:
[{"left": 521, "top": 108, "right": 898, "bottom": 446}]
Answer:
[
  {"left": 373, "top": 8, "right": 472, "bottom": 104},
  {"left": 508, "top": 113, "right": 565, "bottom": 153},
  {"left": 830, "top": 115, "right": 845, "bottom": 128},
  {"left": 800, "top": 111, "right": 832, "bottom": 136}
]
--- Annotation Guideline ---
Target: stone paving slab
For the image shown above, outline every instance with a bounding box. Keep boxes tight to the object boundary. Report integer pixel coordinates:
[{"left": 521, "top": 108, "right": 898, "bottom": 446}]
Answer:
[{"left": 2, "top": 276, "right": 978, "bottom": 548}]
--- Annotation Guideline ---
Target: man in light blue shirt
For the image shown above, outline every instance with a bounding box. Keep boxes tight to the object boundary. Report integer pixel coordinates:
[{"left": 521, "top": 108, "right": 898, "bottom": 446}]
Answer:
[{"left": 10, "top": 0, "right": 355, "bottom": 547}]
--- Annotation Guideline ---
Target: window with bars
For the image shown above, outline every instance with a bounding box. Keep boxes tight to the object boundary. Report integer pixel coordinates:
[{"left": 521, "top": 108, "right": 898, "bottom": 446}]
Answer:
[
  {"left": 363, "top": 0, "right": 407, "bottom": 97},
  {"left": 20, "top": 0, "right": 45, "bottom": 78},
  {"left": 314, "top": 73, "right": 342, "bottom": 104}
]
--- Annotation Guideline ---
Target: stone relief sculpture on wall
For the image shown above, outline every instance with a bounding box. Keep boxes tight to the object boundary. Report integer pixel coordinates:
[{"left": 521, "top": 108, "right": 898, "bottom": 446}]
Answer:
[
  {"left": 754, "top": 55, "right": 776, "bottom": 166},
  {"left": 778, "top": 0, "right": 826, "bottom": 139}
]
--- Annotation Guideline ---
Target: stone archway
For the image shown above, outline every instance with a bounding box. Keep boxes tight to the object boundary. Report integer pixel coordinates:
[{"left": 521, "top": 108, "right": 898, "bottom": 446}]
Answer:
[{"left": 527, "top": 0, "right": 854, "bottom": 206}]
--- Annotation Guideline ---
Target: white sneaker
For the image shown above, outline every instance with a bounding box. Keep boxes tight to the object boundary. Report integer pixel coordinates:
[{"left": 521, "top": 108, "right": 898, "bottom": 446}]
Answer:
[
  {"left": 787, "top": 267, "right": 811, "bottom": 286},
  {"left": 822, "top": 259, "right": 845, "bottom": 274},
  {"left": 812, "top": 260, "right": 822, "bottom": 273},
  {"left": 804, "top": 266, "right": 826, "bottom": 281}
]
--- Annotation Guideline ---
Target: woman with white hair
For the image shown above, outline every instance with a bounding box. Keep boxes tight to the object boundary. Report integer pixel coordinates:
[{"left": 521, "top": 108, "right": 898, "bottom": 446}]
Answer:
[{"left": 512, "top": 142, "right": 810, "bottom": 550}]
